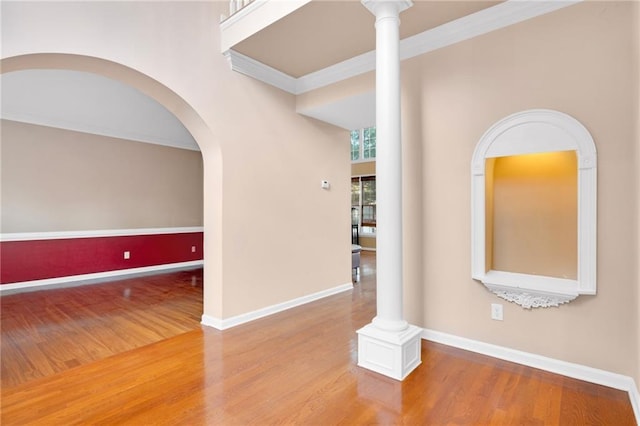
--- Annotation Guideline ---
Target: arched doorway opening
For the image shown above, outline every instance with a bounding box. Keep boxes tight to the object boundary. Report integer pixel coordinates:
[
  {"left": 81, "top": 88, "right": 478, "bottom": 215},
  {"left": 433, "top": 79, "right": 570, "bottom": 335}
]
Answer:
[{"left": 0, "top": 53, "right": 223, "bottom": 321}]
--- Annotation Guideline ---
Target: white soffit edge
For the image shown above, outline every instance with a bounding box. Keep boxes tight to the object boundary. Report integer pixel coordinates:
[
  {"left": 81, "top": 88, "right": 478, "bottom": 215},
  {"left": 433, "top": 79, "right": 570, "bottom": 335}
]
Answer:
[
  {"left": 297, "top": 91, "right": 375, "bottom": 130},
  {"left": 226, "top": 0, "right": 582, "bottom": 95}
]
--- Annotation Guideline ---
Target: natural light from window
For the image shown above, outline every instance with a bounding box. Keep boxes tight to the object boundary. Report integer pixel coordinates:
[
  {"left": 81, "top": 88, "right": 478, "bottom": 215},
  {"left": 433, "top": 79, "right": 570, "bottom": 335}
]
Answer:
[
  {"left": 351, "top": 176, "right": 376, "bottom": 235},
  {"left": 351, "top": 127, "right": 376, "bottom": 162}
]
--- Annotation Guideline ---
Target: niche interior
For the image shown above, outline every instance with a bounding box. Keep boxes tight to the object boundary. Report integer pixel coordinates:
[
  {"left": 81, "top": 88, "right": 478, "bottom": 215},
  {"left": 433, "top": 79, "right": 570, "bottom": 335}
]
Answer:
[{"left": 471, "top": 110, "right": 597, "bottom": 308}]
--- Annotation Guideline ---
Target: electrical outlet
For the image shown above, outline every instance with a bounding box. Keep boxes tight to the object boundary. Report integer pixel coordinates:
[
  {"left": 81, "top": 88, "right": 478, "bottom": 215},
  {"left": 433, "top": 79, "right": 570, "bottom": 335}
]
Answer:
[
  {"left": 491, "top": 303, "right": 503, "bottom": 321},
  {"left": 191, "top": 246, "right": 196, "bottom": 253},
  {"left": 123, "top": 251, "right": 130, "bottom": 260}
]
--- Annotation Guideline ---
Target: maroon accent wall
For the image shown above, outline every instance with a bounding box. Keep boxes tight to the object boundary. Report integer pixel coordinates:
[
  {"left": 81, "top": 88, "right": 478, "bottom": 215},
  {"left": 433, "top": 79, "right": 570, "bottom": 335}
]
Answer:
[{"left": 0, "top": 232, "right": 203, "bottom": 284}]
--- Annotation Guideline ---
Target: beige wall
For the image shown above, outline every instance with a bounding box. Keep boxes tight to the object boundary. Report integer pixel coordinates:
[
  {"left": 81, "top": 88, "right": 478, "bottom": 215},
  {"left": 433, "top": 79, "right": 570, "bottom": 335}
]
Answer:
[
  {"left": 3, "top": 0, "right": 638, "bottom": 386},
  {"left": 303, "top": 0, "right": 639, "bottom": 382},
  {"left": 1, "top": 1, "right": 351, "bottom": 320},
  {"left": 401, "top": 1, "right": 638, "bottom": 378},
  {"left": 0, "top": 120, "right": 203, "bottom": 232},
  {"left": 491, "top": 151, "right": 577, "bottom": 279},
  {"left": 297, "top": 72, "right": 375, "bottom": 114},
  {"left": 351, "top": 160, "right": 376, "bottom": 176},
  {"left": 633, "top": 0, "right": 640, "bottom": 386}
]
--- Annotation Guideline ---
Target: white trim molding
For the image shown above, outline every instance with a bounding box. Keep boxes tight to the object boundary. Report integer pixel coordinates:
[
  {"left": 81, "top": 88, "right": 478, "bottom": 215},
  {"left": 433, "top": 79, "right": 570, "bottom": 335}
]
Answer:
[
  {"left": 422, "top": 328, "right": 640, "bottom": 424},
  {"left": 0, "top": 260, "right": 204, "bottom": 294},
  {"left": 296, "top": 49, "right": 376, "bottom": 95},
  {"left": 471, "top": 109, "right": 597, "bottom": 308},
  {"left": 398, "top": 0, "right": 580, "bottom": 64},
  {"left": 219, "top": 0, "right": 312, "bottom": 53},
  {"left": 223, "top": 50, "right": 297, "bottom": 94},
  {"left": 223, "top": 0, "right": 581, "bottom": 95},
  {"left": 483, "top": 271, "right": 579, "bottom": 308},
  {"left": 0, "top": 226, "right": 204, "bottom": 242},
  {"left": 488, "top": 287, "right": 577, "bottom": 309},
  {"left": 357, "top": 323, "right": 423, "bottom": 381},
  {"left": 201, "top": 282, "right": 353, "bottom": 330},
  {"left": 220, "top": 0, "right": 267, "bottom": 27}
]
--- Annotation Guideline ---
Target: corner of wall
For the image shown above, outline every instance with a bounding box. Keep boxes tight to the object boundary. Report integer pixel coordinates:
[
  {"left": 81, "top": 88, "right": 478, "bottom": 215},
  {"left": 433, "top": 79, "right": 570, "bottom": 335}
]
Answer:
[{"left": 635, "top": 0, "right": 640, "bottom": 398}]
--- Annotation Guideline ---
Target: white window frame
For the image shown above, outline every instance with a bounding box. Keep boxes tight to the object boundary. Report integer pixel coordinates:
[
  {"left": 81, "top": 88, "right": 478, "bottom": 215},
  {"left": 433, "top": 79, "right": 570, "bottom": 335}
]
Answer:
[
  {"left": 352, "top": 175, "right": 376, "bottom": 237},
  {"left": 351, "top": 127, "right": 376, "bottom": 163}
]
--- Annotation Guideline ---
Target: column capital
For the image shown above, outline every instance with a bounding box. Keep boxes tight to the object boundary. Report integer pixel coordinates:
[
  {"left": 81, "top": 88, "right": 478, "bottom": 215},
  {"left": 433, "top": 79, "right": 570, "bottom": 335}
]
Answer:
[{"left": 361, "top": 0, "right": 413, "bottom": 17}]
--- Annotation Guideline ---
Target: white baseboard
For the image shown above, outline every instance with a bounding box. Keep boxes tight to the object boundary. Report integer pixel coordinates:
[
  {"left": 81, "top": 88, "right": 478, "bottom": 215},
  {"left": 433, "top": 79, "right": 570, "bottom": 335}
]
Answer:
[
  {"left": 630, "top": 384, "right": 640, "bottom": 425},
  {"left": 0, "top": 260, "right": 204, "bottom": 294},
  {"left": 422, "top": 328, "right": 640, "bottom": 424},
  {"left": 201, "top": 282, "right": 353, "bottom": 330},
  {"left": 200, "top": 314, "right": 224, "bottom": 330}
]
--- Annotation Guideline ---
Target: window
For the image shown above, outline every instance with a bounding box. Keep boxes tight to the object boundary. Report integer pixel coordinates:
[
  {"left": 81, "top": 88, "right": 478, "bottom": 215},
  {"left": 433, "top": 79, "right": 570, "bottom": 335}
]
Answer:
[
  {"left": 351, "top": 127, "right": 376, "bottom": 162},
  {"left": 350, "top": 130, "right": 360, "bottom": 161},
  {"left": 363, "top": 127, "right": 376, "bottom": 159},
  {"left": 351, "top": 176, "right": 376, "bottom": 234}
]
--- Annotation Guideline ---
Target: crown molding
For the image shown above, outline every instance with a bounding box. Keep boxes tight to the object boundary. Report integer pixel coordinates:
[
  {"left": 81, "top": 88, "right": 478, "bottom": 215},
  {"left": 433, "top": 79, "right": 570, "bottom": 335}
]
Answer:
[
  {"left": 224, "top": 0, "right": 581, "bottom": 95},
  {"left": 2, "top": 113, "right": 201, "bottom": 151},
  {"left": 223, "top": 49, "right": 297, "bottom": 94},
  {"left": 296, "top": 49, "right": 376, "bottom": 95},
  {"left": 398, "top": 0, "right": 581, "bottom": 63}
]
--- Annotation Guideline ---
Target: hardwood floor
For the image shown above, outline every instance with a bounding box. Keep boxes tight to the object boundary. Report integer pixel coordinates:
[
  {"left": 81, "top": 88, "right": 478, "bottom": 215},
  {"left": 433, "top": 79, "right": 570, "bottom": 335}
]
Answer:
[
  {"left": 1, "top": 269, "right": 203, "bottom": 388},
  {"left": 1, "top": 253, "right": 636, "bottom": 425}
]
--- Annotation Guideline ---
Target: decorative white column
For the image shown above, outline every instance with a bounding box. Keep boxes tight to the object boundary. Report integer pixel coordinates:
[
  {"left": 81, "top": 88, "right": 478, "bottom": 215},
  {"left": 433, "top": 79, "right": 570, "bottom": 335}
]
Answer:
[{"left": 357, "top": 0, "right": 422, "bottom": 381}]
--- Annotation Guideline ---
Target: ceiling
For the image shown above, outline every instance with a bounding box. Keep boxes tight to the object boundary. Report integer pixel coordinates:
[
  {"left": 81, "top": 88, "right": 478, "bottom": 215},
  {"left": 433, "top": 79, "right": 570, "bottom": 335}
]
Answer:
[
  {"left": 1, "top": 1, "right": 535, "bottom": 146},
  {"left": 230, "top": 0, "right": 557, "bottom": 130},
  {"left": 233, "top": 1, "right": 502, "bottom": 78},
  {"left": 0, "top": 69, "right": 199, "bottom": 151}
]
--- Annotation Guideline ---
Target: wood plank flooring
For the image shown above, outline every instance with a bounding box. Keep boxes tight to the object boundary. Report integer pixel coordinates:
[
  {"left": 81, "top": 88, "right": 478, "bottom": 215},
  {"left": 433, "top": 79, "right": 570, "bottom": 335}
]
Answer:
[
  {"left": 1, "top": 269, "right": 203, "bottom": 387},
  {"left": 1, "top": 253, "right": 636, "bottom": 425}
]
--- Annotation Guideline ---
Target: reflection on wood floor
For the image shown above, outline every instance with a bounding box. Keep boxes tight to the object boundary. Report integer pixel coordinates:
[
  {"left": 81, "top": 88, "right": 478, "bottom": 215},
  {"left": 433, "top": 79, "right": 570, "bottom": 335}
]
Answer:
[
  {"left": 1, "top": 252, "right": 636, "bottom": 425},
  {"left": 1, "top": 269, "right": 203, "bottom": 387}
]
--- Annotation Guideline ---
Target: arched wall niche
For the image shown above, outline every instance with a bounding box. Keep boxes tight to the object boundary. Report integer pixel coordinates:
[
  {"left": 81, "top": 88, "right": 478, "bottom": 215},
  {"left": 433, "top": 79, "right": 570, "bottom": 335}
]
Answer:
[
  {"left": 471, "top": 109, "right": 597, "bottom": 308},
  {"left": 0, "top": 53, "right": 224, "bottom": 318}
]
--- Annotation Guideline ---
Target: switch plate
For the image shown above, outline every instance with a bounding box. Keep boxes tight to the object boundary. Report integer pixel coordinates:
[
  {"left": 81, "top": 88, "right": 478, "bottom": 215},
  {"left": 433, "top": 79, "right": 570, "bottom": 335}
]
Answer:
[
  {"left": 191, "top": 246, "right": 196, "bottom": 253},
  {"left": 491, "top": 303, "right": 503, "bottom": 321},
  {"left": 124, "top": 251, "right": 130, "bottom": 260}
]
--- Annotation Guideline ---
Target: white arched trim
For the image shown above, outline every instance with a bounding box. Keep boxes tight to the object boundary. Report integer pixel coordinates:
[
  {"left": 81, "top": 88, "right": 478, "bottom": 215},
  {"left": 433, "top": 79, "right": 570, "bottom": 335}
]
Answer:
[{"left": 471, "top": 109, "right": 597, "bottom": 308}]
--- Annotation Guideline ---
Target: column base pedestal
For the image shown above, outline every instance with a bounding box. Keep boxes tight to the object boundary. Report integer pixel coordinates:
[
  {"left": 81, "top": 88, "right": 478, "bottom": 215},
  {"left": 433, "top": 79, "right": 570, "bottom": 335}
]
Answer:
[{"left": 357, "top": 322, "right": 422, "bottom": 380}]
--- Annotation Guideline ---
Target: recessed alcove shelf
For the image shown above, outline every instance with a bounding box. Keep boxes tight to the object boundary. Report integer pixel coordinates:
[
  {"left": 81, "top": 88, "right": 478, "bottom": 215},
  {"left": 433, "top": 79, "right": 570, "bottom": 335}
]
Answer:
[{"left": 471, "top": 109, "right": 597, "bottom": 308}]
